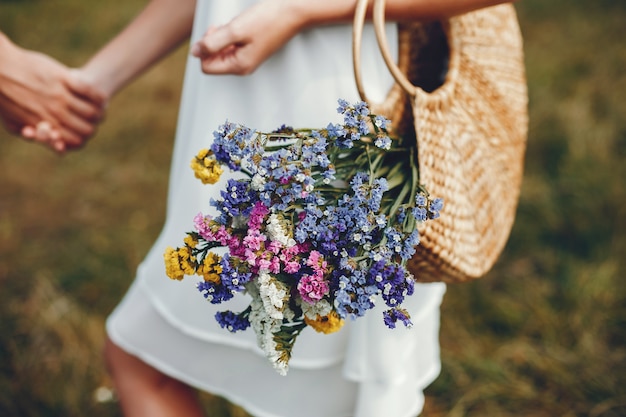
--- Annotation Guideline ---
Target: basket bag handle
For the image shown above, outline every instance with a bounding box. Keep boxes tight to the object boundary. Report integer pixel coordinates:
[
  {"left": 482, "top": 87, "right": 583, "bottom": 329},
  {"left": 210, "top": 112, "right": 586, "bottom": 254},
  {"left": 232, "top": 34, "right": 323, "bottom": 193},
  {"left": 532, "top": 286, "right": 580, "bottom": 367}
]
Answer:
[{"left": 353, "top": 0, "right": 419, "bottom": 100}]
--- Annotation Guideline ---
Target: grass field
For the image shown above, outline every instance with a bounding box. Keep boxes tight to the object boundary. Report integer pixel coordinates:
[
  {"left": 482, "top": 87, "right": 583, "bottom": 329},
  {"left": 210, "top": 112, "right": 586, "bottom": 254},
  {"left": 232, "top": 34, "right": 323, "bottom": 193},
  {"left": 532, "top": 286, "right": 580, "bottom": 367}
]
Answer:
[{"left": 1, "top": 0, "right": 625, "bottom": 416}]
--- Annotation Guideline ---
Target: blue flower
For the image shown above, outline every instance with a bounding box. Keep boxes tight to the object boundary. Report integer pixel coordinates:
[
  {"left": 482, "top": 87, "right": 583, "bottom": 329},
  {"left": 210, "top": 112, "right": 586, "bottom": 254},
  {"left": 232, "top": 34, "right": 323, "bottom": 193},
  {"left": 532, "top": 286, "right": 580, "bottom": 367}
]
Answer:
[
  {"left": 357, "top": 118, "right": 369, "bottom": 136},
  {"left": 354, "top": 101, "right": 370, "bottom": 117},
  {"left": 412, "top": 206, "right": 428, "bottom": 222},
  {"left": 374, "top": 115, "right": 390, "bottom": 130},
  {"left": 401, "top": 230, "right": 420, "bottom": 260},
  {"left": 326, "top": 123, "right": 345, "bottom": 139},
  {"left": 415, "top": 193, "right": 427, "bottom": 207},
  {"left": 333, "top": 271, "right": 378, "bottom": 319},
  {"left": 429, "top": 198, "right": 444, "bottom": 219},
  {"left": 211, "top": 121, "right": 259, "bottom": 171},
  {"left": 336, "top": 98, "right": 350, "bottom": 114},
  {"left": 374, "top": 135, "right": 392, "bottom": 150},
  {"left": 343, "top": 113, "right": 359, "bottom": 129}
]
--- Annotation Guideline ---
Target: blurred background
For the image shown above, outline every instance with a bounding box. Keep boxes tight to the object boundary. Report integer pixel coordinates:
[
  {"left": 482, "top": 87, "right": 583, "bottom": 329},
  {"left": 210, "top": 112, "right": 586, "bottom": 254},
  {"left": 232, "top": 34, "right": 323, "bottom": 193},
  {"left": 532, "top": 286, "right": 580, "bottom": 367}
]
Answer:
[{"left": 0, "top": 0, "right": 624, "bottom": 416}]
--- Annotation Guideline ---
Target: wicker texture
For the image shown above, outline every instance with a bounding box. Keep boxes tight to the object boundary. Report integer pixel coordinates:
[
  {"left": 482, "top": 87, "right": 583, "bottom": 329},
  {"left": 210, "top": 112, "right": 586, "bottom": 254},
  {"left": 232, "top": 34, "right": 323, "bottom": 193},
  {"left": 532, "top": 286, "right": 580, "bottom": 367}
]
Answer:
[{"left": 354, "top": 2, "right": 528, "bottom": 283}]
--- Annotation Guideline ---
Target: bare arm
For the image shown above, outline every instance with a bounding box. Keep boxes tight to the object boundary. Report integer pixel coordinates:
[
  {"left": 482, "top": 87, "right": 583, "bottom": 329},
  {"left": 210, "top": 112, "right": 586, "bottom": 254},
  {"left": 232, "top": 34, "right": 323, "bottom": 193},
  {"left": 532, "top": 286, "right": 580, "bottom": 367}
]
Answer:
[
  {"left": 301, "top": 0, "right": 516, "bottom": 25},
  {"left": 193, "top": 0, "right": 517, "bottom": 75},
  {"left": 80, "top": 0, "right": 197, "bottom": 100}
]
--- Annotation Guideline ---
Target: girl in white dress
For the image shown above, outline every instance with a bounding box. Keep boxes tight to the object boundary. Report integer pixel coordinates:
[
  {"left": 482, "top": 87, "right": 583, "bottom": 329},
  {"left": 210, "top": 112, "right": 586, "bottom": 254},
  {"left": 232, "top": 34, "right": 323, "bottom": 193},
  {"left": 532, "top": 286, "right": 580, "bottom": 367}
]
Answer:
[{"left": 72, "top": 0, "right": 513, "bottom": 416}]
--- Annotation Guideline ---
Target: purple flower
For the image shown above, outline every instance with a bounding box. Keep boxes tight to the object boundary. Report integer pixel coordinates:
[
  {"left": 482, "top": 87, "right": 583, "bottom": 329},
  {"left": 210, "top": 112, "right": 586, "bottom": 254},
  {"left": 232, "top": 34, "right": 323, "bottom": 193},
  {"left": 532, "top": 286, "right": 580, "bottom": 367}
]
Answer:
[
  {"left": 213, "top": 179, "right": 255, "bottom": 217},
  {"left": 215, "top": 310, "right": 250, "bottom": 332},
  {"left": 220, "top": 254, "right": 252, "bottom": 292},
  {"left": 383, "top": 308, "right": 412, "bottom": 329},
  {"left": 196, "top": 280, "right": 234, "bottom": 304}
]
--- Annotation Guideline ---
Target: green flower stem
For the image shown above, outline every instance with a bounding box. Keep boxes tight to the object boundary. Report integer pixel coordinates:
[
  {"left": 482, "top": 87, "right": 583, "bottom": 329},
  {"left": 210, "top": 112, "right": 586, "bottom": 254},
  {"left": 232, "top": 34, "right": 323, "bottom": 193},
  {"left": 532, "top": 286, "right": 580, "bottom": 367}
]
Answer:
[
  {"left": 388, "top": 180, "right": 411, "bottom": 219},
  {"left": 409, "top": 151, "right": 419, "bottom": 205}
]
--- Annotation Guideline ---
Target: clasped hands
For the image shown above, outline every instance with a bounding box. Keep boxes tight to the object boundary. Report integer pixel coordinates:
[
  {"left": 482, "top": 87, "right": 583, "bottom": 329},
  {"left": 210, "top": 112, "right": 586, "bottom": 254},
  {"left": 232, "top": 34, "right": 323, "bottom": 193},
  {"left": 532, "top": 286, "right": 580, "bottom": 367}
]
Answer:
[{"left": 0, "top": 36, "right": 108, "bottom": 154}]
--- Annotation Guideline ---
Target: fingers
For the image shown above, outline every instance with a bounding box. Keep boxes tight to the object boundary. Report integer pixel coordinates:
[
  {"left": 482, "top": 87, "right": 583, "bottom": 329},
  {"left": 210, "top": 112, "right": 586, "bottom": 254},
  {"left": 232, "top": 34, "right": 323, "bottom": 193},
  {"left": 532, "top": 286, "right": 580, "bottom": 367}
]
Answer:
[
  {"left": 21, "top": 122, "right": 66, "bottom": 154},
  {"left": 191, "top": 26, "right": 223, "bottom": 58},
  {"left": 191, "top": 25, "right": 256, "bottom": 75},
  {"left": 44, "top": 70, "right": 107, "bottom": 150}
]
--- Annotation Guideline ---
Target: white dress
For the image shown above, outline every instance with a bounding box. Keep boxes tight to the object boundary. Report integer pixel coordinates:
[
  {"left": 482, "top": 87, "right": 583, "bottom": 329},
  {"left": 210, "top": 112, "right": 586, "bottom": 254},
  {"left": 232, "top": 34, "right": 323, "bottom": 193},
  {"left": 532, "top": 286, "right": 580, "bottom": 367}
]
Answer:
[{"left": 107, "top": 1, "right": 446, "bottom": 416}]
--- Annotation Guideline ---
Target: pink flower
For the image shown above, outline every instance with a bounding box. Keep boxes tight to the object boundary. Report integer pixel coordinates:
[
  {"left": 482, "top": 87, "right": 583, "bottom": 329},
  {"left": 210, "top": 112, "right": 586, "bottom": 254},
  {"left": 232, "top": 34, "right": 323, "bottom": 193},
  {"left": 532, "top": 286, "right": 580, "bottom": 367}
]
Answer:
[
  {"left": 243, "top": 229, "right": 266, "bottom": 251},
  {"left": 297, "top": 274, "right": 329, "bottom": 304},
  {"left": 279, "top": 245, "right": 300, "bottom": 263},
  {"left": 228, "top": 236, "right": 245, "bottom": 257},
  {"left": 245, "top": 249, "right": 258, "bottom": 266},
  {"left": 249, "top": 202, "right": 269, "bottom": 230},
  {"left": 284, "top": 261, "right": 301, "bottom": 274},
  {"left": 193, "top": 213, "right": 232, "bottom": 244},
  {"left": 213, "top": 225, "right": 231, "bottom": 245},
  {"left": 306, "top": 250, "right": 328, "bottom": 276},
  {"left": 257, "top": 257, "right": 272, "bottom": 271},
  {"left": 267, "top": 240, "right": 282, "bottom": 254},
  {"left": 194, "top": 213, "right": 212, "bottom": 240},
  {"left": 306, "top": 250, "right": 322, "bottom": 267},
  {"left": 269, "top": 256, "right": 281, "bottom": 274}
]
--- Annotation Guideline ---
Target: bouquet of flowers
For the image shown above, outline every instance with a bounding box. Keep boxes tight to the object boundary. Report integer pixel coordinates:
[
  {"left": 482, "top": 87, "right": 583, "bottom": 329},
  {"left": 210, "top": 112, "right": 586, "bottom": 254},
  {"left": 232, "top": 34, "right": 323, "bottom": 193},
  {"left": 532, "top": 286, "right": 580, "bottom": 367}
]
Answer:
[{"left": 163, "top": 99, "right": 442, "bottom": 375}]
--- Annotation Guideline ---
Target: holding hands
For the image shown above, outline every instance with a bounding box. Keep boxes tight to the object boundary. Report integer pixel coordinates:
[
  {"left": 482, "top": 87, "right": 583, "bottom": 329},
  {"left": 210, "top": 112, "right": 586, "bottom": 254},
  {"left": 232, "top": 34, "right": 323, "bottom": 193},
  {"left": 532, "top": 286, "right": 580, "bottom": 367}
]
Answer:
[{"left": 0, "top": 33, "right": 106, "bottom": 153}]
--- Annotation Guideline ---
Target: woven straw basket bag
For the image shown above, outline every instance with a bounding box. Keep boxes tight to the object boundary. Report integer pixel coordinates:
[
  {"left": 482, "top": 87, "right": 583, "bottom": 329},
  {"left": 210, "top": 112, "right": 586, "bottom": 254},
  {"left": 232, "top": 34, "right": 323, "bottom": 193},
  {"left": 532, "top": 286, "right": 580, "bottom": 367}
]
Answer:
[{"left": 353, "top": 0, "right": 528, "bottom": 283}]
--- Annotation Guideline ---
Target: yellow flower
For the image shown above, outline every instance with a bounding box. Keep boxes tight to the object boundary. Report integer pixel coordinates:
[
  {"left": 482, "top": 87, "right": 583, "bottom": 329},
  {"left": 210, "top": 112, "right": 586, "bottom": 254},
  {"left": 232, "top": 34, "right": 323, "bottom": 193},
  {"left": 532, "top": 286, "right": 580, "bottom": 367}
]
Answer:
[
  {"left": 198, "top": 252, "right": 223, "bottom": 284},
  {"left": 178, "top": 246, "right": 196, "bottom": 275},
  {"left": 184, "top": 234, "right": 198, "bottom": 248},
  {"left": 163, "top": 246, "right": 196, "bottom": 281},
  {"left": 304, "top": 311, "right": 345, "bottom": 334},
  {"left": 190, "top": 149, "right": 223, "bottom": 184},
  {"left": 163, "top": 246, "right": 186, "bottom": 281}
]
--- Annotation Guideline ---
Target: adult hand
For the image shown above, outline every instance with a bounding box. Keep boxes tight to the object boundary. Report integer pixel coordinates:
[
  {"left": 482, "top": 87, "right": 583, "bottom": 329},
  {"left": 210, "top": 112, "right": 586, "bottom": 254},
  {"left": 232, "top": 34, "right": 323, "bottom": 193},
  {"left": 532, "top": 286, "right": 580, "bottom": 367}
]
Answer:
[
  {"left": 191, "top": 0, "right": 304, "bottom": 75},
  {"left": 0, "top": 34, "right": 107, "bottom": 153}
]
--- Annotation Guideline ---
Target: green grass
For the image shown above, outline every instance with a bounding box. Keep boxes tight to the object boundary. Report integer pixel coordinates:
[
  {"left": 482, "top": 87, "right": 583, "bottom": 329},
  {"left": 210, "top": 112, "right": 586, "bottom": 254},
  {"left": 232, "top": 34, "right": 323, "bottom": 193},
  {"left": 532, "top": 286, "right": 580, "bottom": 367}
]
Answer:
[{"left": 1, "top": 0, "right": 625, "bottom": 416}]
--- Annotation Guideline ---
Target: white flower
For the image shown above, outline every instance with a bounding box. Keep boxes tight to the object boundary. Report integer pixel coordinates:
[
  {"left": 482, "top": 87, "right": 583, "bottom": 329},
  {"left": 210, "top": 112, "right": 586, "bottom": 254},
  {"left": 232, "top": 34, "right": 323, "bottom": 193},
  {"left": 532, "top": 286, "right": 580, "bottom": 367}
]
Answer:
[
  {"left": 266, "top": 214, "right": 296, "bottom": 248},
  {"left": 250, "top": 174, "right": 266, "bottom": 191},
  {"left": 258, "top": 269, "right": 287, "bottom": 320},
  {"left": 248, "top": 291, "right": 287, "bottom": 374},
  {"left": 300, "top": 298, "right": 332, "bottom": 320}
]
